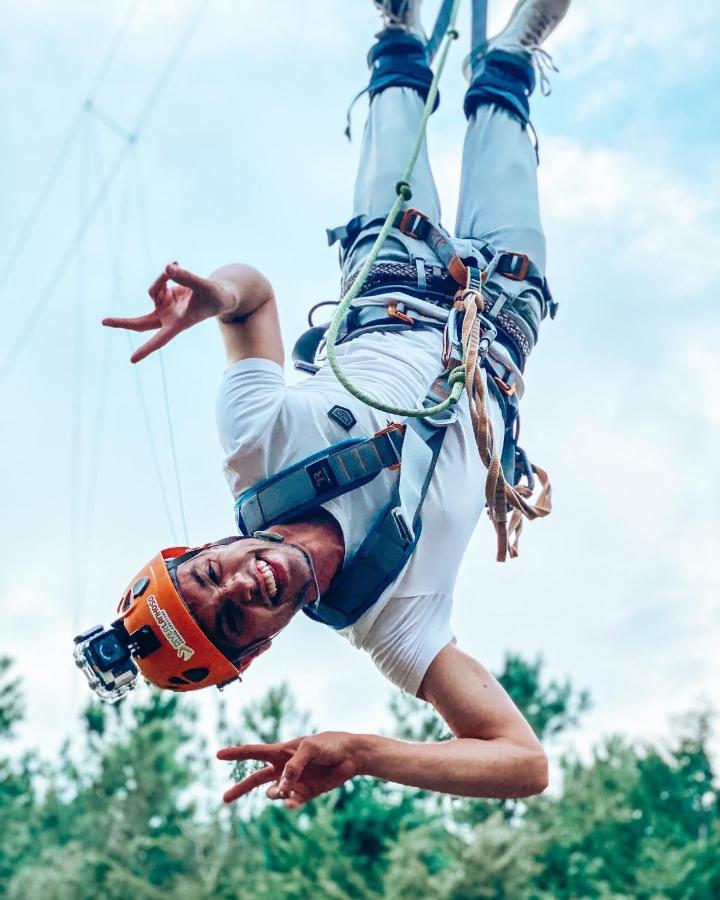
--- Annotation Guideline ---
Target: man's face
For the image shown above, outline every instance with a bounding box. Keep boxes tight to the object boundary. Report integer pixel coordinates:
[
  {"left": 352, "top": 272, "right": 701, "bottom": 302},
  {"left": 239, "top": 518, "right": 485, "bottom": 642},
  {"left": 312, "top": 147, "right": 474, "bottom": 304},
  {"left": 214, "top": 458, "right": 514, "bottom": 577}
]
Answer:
[{"left": 175, "top": 536, "right": 319, "bottom": 659}]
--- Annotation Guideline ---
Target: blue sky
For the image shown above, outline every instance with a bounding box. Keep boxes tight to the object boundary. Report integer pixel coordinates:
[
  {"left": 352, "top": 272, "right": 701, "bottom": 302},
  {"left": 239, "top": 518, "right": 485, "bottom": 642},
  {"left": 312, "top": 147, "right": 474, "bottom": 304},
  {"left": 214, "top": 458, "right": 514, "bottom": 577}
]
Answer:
[{"left": 2, "top": 0, "right": 719, "bottom": 770}]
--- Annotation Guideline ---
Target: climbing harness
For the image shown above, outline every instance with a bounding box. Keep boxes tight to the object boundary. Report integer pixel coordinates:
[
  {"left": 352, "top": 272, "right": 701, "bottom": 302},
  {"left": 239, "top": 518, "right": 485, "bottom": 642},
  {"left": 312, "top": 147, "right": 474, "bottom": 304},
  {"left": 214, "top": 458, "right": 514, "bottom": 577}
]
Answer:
[{"left": 291, "top": 0, "right": 552, "bottom": 563}]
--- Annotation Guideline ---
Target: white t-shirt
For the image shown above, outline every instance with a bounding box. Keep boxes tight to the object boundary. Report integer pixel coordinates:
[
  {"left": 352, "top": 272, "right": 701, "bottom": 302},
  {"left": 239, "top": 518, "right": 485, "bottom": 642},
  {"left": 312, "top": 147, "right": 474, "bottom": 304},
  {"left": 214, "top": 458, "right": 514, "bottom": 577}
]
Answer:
[{"left": 216, "top": 327, "right": 505, "bottom": 696}]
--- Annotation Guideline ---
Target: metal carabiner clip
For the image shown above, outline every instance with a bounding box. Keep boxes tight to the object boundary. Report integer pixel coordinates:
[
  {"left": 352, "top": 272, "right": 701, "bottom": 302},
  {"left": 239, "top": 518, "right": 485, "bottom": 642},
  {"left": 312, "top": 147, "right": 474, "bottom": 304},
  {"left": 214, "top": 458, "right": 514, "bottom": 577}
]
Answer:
[{"left": 476, "top": 315, "right": 498, "bottom": 360}]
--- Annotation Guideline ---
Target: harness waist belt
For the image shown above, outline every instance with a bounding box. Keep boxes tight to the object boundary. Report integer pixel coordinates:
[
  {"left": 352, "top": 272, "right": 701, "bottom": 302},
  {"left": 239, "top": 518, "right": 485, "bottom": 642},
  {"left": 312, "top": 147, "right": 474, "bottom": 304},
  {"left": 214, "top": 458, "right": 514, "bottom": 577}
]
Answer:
[
  {"left": 341, "top": 259, "right": 458, "bottom": 302},
  {"left": 341, "top": 261, "right": 532, "bottom": 369}
]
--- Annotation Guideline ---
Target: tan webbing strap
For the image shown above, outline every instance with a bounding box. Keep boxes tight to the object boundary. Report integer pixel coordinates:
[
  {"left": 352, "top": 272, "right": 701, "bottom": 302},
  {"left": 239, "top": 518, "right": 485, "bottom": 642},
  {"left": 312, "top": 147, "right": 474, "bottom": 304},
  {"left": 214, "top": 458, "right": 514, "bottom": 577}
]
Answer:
[{"left": 454, "top": 289, "right": 552, "bottom": 561}]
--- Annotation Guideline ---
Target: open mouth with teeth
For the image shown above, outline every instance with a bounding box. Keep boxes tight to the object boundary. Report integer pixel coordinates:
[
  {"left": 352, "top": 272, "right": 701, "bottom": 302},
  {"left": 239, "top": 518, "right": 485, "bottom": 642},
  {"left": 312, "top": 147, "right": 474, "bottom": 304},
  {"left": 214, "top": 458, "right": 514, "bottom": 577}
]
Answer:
[{"left": 255, "top": 558, "right": 280, "bottom": 605}]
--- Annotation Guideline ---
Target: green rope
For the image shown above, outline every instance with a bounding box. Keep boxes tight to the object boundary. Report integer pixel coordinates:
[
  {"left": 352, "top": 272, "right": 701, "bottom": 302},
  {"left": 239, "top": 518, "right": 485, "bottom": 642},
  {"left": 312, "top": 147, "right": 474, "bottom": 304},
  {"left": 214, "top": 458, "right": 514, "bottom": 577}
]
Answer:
[{"left": 324, "top": 4, "right": 463, "bottom": 419}]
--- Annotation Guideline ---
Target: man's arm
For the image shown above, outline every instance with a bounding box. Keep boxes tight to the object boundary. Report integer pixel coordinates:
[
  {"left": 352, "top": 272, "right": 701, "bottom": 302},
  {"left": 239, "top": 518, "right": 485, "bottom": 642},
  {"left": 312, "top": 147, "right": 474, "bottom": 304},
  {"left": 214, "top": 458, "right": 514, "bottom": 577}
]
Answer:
[
  {"left": 103, "top": 261, "right": 284, "bottom": 367},
  {"left": 217, "top": 644, "right": 548, "bottom": 806},
  {"left": 355, "top": 643, "right": 548, "bottom": 798}
]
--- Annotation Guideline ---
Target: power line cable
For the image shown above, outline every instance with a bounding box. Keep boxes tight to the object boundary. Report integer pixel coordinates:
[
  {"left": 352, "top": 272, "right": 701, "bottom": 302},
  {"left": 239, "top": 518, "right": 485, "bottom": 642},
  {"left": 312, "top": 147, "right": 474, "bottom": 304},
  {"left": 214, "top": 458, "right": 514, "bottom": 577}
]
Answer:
[
  {"left": 69, "top": 113, "right": 92, "bottom": 633},
  {"left": 126, "top": 151, "right": 182, "bottom": 543},
  {"left": 85, "top": 100, "right": 137, "bottom": 143},
  {"left": 0, "top": 0, "right": 209, "bottom": 386},
  {"left": 127, "top": 154, "right": 182, "bottom": 544},
  {"left": 0, "top": 142, "right": 133, "bottom": 384},
  {"left": 132, "top": 154, "right": 191, "bottom": 546},
  {"left": 129, "top": 339, "right": 181, "bottom": 544},
  {"left": 159, "top": 351, "right": 190, "bottom": 546},
  {"left": 74, "top": 118, "right": 132, "bottom": 626},
  {"left": 86, "top": 0, "right": 144, "bottom": 99},
  {"left": 0, "top": 0, "right": 143, "bottom": 293},
  {"left": 132, "top": 1, "right": 208, "bottom": 137}
]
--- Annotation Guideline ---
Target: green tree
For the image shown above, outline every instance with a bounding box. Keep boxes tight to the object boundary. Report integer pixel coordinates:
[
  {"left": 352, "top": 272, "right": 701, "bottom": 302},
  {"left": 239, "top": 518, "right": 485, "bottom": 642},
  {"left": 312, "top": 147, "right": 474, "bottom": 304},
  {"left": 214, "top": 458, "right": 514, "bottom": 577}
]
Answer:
[
  {"left": 389, "top": 651, "right": 591, "bottom": 746},
  {"left": 3, "top": 653, "right": 717, "bottom": 900},
  {"left": 6, "top": 689, "right": 214, "bottom": 899},
  {"left": 527, "top": 711, "right": 720, "bottom": 900},
  {"left": 0, "top": 658, "right": 39, "bottom": 895},
  {"left": 497, "top": 652, "right": 591, "bottom": 742}
]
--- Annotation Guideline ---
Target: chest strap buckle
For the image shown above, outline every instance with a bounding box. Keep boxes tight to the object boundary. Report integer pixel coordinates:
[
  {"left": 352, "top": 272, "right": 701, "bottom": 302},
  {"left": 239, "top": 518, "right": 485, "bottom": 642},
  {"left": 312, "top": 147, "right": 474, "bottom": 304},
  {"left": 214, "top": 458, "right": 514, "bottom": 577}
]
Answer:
[
  {"left": 374, "top": 422, "right": 405, "bottom": 471},
  {"left": 397, "top": 208, "right": 429, "bottom": 240},
  {"left": 500, "top": 252, "right": 530, "bottom": 281}
]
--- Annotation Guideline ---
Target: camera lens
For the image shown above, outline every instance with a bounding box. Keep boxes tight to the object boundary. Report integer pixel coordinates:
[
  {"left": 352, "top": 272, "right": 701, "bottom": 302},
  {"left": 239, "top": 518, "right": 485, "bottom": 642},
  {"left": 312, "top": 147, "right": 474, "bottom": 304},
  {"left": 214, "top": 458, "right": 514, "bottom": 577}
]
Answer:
[{"left": 90, "top": 632, "right": 127, "bottom": 669}]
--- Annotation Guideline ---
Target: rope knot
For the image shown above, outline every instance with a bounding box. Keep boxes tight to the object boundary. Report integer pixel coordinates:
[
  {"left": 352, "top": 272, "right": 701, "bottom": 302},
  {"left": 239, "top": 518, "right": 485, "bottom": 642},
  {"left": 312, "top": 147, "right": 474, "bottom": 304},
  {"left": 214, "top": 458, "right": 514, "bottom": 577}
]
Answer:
[
  {"left": 395, "top": 181, "right": 412, "bottom": 201},
  {"left": 456, "top": 287, "right": 485, "bottom": 313},
  {"left": 448, "top": 365, "right": 465, "bottom": 386}
]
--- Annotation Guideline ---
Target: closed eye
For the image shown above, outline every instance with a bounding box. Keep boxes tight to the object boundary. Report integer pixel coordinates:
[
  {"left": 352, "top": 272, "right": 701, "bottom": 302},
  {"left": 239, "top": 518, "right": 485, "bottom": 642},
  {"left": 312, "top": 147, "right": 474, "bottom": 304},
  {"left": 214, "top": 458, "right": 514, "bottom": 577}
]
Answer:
[
  {"left": 207, "top": 561, "right": 220, "bottom": 586},
  {"left": 192, "top": 569, "right": 206, "bottom": 589},
  {"left": 218, "top": 602, "right": 243, "bottom": 643}
]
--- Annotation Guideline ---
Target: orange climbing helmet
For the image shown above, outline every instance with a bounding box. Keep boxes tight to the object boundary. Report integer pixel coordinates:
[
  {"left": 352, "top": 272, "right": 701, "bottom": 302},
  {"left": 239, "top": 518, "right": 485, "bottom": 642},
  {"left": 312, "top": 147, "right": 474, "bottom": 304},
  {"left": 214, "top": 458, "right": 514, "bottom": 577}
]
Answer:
[{"left": 73, "top": 546, "right": 271, "bottom": 702}]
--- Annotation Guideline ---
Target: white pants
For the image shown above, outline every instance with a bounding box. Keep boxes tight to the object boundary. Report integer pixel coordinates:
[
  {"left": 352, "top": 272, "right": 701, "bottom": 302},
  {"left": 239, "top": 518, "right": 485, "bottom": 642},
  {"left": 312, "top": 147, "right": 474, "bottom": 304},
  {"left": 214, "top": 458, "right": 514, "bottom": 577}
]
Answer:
[{"left": 346, "top": 86, "right": 546, "bottom": 279}]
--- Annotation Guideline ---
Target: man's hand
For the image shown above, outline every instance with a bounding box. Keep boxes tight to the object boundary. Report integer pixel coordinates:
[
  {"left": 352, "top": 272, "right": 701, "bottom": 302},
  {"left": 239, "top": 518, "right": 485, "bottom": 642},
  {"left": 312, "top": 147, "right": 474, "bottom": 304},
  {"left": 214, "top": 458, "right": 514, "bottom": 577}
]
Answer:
[
  {"left": 103, "top": 262, "right": 236, "bottom": 363},
  {"left": 217, "top": 732, "right": 360, "bottom": 810},
  {"left": 216, "top": 646, "right": 549, "bottom": 809}
]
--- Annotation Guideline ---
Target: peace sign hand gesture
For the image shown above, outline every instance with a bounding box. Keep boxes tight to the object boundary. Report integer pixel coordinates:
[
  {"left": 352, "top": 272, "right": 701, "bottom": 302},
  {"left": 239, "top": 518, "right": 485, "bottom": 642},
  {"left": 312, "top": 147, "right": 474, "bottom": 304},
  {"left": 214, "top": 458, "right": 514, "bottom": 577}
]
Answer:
[
  {"left": 217, "top": 732, "right": 362, "bottom": 810},
  {"left": 103, "top": 261, "right": 236, "bottom": 363}
]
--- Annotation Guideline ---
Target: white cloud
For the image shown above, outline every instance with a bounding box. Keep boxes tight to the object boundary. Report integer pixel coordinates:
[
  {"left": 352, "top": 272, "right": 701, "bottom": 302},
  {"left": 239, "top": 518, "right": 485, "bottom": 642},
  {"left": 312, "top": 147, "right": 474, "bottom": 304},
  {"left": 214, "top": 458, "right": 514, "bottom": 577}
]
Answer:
[
  {"left": 6, "top": 0, "right": 364, "bottom": 60},
  {"left": 550, "top": 0, "right": 718, "bottom": 73},
  {"left": 540, "top": 136, "right": 720, "bottom": 297}
]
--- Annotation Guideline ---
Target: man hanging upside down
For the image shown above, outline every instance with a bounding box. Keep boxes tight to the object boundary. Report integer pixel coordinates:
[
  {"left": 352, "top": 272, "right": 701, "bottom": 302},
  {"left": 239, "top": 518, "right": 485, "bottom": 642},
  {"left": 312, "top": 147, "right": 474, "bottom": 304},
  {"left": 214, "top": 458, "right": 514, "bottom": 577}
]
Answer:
[{"left": 79, "top": 0, "right": 571, "bottom": 809}]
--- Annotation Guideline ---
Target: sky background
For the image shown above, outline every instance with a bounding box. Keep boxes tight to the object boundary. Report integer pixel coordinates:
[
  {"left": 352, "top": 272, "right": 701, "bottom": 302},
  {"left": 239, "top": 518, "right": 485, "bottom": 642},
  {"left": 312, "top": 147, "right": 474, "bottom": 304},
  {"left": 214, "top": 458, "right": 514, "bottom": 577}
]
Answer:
[{"left": 2, "top": 0, "right": 719, "bottom": 775}]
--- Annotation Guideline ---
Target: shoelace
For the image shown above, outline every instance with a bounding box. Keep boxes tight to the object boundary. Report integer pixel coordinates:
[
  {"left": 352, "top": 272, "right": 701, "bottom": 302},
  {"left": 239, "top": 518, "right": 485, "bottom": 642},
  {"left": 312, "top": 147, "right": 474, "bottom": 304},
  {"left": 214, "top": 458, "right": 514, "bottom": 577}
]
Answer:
[{"left": 529, "top": 45, "right": 559, "bottom": 96}]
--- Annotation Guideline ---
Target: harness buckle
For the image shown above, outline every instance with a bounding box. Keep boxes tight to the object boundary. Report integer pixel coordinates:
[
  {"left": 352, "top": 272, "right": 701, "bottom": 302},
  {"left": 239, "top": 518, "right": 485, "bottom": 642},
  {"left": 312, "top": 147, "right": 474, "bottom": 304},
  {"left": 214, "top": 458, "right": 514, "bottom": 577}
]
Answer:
[
  {"left": 492, "top": 375, "right": 517, "bottom": 397},
  {"left": 391, "top": 506, "right": 414, "bottom": 546},
  {"left": 388, "top": 302, "right": 415, "bottom": 325},
  {"left": 501, "top": 252, "right": 530, "bottom": 282},
  {"left": 375, "top": 422, "right": 405, "bottom": 471},
  {"left": 397, "top": 208, "right": 428, "bottom": 240}
]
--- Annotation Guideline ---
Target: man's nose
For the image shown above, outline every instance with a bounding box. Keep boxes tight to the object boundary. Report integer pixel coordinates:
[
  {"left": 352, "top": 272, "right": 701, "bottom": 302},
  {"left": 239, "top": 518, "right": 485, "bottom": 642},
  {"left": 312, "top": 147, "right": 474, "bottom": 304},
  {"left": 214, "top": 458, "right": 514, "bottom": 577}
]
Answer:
[{"left": 219, "top": 570, "right": 255, "bottom": 604}]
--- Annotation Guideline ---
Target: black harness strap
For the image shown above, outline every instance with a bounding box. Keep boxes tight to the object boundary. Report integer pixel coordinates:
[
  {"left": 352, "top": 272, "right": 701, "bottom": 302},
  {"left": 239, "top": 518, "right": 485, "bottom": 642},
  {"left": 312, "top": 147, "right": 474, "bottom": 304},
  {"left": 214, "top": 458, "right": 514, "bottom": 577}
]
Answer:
[
  {"left": 235, "top": 429, "right": 404, "bottom": 535},
  {"left": 306, "top": 386, "right": 452, "bottom": 630}
]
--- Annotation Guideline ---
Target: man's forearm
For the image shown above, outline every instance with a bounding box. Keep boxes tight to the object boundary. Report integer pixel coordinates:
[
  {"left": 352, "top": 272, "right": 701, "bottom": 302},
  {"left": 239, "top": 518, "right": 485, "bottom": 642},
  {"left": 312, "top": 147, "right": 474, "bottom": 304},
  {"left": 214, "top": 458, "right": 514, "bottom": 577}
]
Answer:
[{"left": 354, "top": 733, "right": 548, "bottom": 799}]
